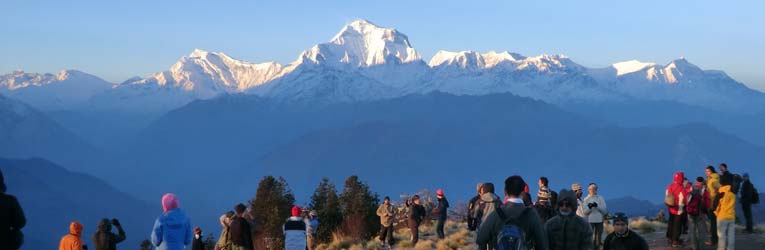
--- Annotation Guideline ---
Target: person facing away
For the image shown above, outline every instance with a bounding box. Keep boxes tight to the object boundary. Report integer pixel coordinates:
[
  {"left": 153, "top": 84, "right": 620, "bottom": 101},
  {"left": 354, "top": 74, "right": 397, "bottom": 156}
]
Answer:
[
  {"left": 715, "top": 175, "right": 737, "bottom": 250},
  {"left": 93, "top": 218, "right": 126, "bottom": 250},
  {"left": 151, "top": 193, "right": 192, "bottom": 250},
  {"left": 59, "top": 221, "right": 86, "bottom": 250},
  {"left": 407, "top": 195, "right": 427, "bottom": 245},
  {"left": 476, "top": 175, "right": 549, "bottom": 250},
  {"left": 571, "top": 183, "right": 586, "bottom": 218},
  {"left": 583, "top": 183, "right": 607, "bottom": 250},
  {"left": 284, "top": 205, "right": 307, "bottom": 250},
  {"left": 664, "top": 172, "right": 687, "bottom": 248},
  {"left": 0, "top": 169, "right": 26, "bottom": 250},
  {"left": 192, "top": 227, "right": 205, "bottom": 250},
  {"left": 229, "top": 203, "right": 253, "bottom": 250},
  {"left": 705, "top": 165, "right": 720, "bottom": 246},
  {"left": 603, "top": 213, "right": 648, "bottom": 250},
  {"left": 739, "top": 173, "right": 757, "bottom": 234},
  {"left": 468, "top": 183, "right": 485, "bottom": 231},
  {"left": 435, "top": 189, "right": 450, "bottom": 239},
  {"left": 376, "top": 196, "right": 395, "bottom": 246},
  {"left": 687, "top": 176, "right": 710, "bottom": 250},
  {"left": 215, "top": 211, "right": 234, "bottom": 250},
  {"left": 545, "top": 189, "right": 593, "bottom": 250},
  {"left": 479, "top": 182, "right": 502, "bottom": 223},
  {"left": 305, "top": 210, "right": 319, "bottom": 250}
]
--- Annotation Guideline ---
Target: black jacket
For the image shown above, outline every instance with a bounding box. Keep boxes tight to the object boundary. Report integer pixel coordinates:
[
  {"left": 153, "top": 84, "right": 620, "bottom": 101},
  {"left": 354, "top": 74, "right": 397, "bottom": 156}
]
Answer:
[
  {"left": 603, "top": 230, "right": 648, "bottom": 250},
  {"left": 93, "top": 221, "right": 126, "bottom": 250},
  {"left": 0, "top": 193, "right": 25, "bottom": 250},
  {"left": 228, "top": 216, "right": 253, "bottom": 248},
  {"left": 192, "top": 234, "right": 205, "bottom": 250},
  {"left": 436, "top": 197, "right": 450, "bottom": 220},
  {"left": 740, "top": 180, "right": 756, "bottom": 204},
  {"left": 408, "top": 203, "right": 426, "bottom": 225}
]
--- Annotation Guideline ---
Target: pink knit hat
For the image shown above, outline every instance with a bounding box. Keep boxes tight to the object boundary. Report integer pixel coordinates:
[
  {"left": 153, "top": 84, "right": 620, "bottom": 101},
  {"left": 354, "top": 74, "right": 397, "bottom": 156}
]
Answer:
[{"left": 162, "top": 193, "right": 179, "bottom": 212}]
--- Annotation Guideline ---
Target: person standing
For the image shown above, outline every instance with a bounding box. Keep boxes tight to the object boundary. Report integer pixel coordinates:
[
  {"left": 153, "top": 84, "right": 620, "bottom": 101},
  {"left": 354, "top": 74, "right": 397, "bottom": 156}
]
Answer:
[
  {"left": 376, "top": 196, "right": 395, "bottom": 247},
  {"left": 305, "top": 210, "right": 319, "bottom": 250},
  {"left": 192, "top": 227, "right": 205, "bottom": 250},
  {"left": 705, "top": 165, "right": 720, "bottom": 246},
  {"left": 740, "top": 173, "right": 757, "bottom": 234},
  {"left": 583, "top": 183, "right": 607, "bottom": 250},
  {"left": 0, "top": 169, "right": 25, "bottom": 250},
  {"left": 284, "top": 206, "right": 307, "bottom": 250},
  {"left": 664, "top": 172, "right": 687, "bottom": 248},
  {"left": 59, "top": 222, "right": 85, "bottom": 250},
  {"left": 94, "top": 218, "right": 126, "bottom": 250},
  {"left": 571, "top": 183, "right": 586, "bottom": 218},
  {"left": 603, "top": 213, "right": 648, "bottom": 250},
  {"left": 715, "top": 175, "right": 737, "bottom": 250},
  {"left": 408, "top": 195, "right": 426, "bottom": 245},
  {"left": 544, "top": 189, "right": 593, "bottom": 250},
  {"left": 151, "top": 193, "right": 192, "bottom": 250},
  {"left": 434, "top": 189, "right": 450, "bottom": 239},
  {"left": 229, "top": 204, "right": 253, "bottom": 250},
  {"left": 479, "top": 183, "right": 502, "bottom": 223},
  {"left": 215, "top": 211, "right": 234, "bottom": 250},
  {"left": 687, "top": 177, "right": 709, "bottom": 250},
  {"left": 468, "top": 183, "right": 484, "bottom": 231}
]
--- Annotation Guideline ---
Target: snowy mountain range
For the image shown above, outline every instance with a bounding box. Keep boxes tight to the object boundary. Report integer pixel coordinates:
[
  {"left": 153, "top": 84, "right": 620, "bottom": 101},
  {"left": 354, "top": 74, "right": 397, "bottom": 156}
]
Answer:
[{"left": 3, "top": 19, "right": 763, "bottom": 113}]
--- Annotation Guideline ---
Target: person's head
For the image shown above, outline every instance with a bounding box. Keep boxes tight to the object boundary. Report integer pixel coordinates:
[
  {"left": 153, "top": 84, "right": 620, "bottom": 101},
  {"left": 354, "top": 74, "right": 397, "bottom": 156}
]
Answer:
[
  {"left": 696, "top": 176, "right": 705, "bottom": 184},
  {"left": 234, "top": 203, "right": 247, "bottom": 216},
  {"left": 719, "top": 163, "right": 728, "bottom": 173},
  {"left": 539, "top": 177, "right": 549, "bottom": 188},
  {"left": 291, "top": 206, "right": 301, "bottom": 217},
  {"left": 588, "top": 183, "right": 598, "bottom": 195},
  {"left": 673, "top": 172, "right": 685, "bottom": 185},
  {"left": 557, "top": 189, "right": 576, "bottom": 216},
  {"left": 194, "top": 227, "right": 202, "bottom": 235},
  {"left": 412, "top": 195, "right": 421, "bottom": 205},
  {"left": 571, "top": 183, "right": 583, "bottom": 198},
  {"left": 612, "top": 212, "right": 629, "bottom": 235},
  {"left": 743, "top": 173, "right": 750, "bottom": 181},
  {"left": 161, "top": 193, "right": 180, "bottom": 213},
  {"left": 482, "top": 183, "right": 495, "bottom": 194},
  {"left": 705, "top": 165, "right": 716, "bottom": 177},
  {"left": 476, "top": 182, "right": 484, "bottom": 194},
  {"left": 98, "top": 218, "right": 112, "bottom": 232},
  {"left": 436, "top": 189, "right": 445, "bottom": 198},
  {"left": 383, "top": 196, "right": 390, "bottom": 205},
  {"left": 504, "top": 175, "right": 526, "bottom": 198},
  {"left": 69, "top": 221, "right": 83, "bottom": 237}
]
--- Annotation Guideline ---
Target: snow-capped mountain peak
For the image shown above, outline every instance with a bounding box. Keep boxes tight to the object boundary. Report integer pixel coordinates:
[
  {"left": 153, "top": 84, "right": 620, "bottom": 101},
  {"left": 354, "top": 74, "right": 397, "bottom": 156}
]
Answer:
[
  {"left": 297, "top": 19, "right": 422, "bottom": 68},
  {"left": 612, "top": 60, "right": 657, "bottom": 76},
  {"left": 428, "top": 50, "right": 525, "bottom": 70}
]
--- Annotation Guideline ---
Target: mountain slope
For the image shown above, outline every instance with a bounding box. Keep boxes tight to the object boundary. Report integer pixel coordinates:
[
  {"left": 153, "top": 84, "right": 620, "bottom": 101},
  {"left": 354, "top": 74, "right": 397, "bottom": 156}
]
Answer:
[{"left": 0, "top": 70, "right": 112, "bottom": 111}]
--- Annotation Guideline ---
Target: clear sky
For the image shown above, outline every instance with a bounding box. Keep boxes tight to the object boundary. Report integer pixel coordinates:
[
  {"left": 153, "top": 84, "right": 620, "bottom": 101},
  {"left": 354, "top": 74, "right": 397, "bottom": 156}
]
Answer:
[{"left": 2, "top": 0, "right": 763, "bottom": 90}]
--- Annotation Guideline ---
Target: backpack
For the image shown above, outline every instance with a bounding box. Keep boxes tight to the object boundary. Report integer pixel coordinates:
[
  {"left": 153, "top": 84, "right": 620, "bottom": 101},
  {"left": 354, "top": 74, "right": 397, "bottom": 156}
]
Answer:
[
  {"left": 664, "top": 192, "right": 676, "bottom": 207},
  {"left": 731, "top": 174, "right": 742, "bottom": 194},
  {"left": 687, "top": 188, "right": 702, "bottom": 216},
  {"left": 495, "top": 207, "right": 531, "bottom": 250}
]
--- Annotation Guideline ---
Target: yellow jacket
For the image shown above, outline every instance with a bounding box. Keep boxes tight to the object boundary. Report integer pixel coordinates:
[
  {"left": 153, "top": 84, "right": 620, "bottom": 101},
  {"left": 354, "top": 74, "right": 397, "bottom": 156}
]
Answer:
[
  {"left": 715, "top": 185, "right": 736, "bottom": 220},
  {"left": 707, "top": 173, "right": 720, "bottom": 200}
]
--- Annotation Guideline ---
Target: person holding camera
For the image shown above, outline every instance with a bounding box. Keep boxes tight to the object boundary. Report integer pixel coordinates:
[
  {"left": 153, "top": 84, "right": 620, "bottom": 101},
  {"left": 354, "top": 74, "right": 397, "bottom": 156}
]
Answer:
[
  {"left": 583, "top": 183, "right": 607, "bottom": 250},
  {"left": 93, "top": 218, "right": 126, "bottom": 250}
]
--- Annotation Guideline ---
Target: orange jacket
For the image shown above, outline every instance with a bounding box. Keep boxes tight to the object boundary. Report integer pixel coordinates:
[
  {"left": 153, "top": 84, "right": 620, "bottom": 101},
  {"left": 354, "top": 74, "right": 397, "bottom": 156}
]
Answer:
[{"left": 59, "top": 222, "right": 84, "bottom": 250}]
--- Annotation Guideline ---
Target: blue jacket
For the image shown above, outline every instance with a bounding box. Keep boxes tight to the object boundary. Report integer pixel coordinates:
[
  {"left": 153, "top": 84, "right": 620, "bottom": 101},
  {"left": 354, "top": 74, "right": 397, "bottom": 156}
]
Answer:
[{"left": 151, "top": 208, "right": 192, "bottom": 250}]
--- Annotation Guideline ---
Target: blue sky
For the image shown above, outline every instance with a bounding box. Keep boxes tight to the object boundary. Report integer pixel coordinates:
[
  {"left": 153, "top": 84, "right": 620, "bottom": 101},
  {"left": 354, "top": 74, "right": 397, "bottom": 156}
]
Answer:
[{"left": 2, "top": 0, "right": 763, "bottom": 89}]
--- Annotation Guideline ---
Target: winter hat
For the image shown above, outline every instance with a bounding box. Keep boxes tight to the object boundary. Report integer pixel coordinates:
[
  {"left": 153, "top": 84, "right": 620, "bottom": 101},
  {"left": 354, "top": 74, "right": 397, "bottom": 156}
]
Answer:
[
  {"left": 291, "top": 205, "right": 301, "bottom": 217},
  {"left": 69, "top": 221, "right": 83, "bottom": 236},
  {"left": 436, "top": 189, "right": 444, "bottom": 196},
  {"left": 613, "top": 212, "right": 629, "bottom": 225},
  {"left": 571, "top": 183, "right": 582, "bottom": 191},
  {"left": 557, "top": 189, "right": 576, "bottom": 206},
  {"left": 162, "top": 193, "right": 180, "bottom": 212}
]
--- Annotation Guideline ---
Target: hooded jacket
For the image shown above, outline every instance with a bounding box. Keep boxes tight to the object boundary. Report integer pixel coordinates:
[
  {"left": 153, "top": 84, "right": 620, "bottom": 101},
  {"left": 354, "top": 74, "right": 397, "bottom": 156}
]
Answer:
[
  {"left": 715, "top": 185, "right": 736, "bottom": 220},
  {"left": 93, "top": 219, "right": 126, "bottom": 250},
  {"left": 545, "top": 190, "right": 594, "bottom": 250},
  {"left": 480, "top": 192, "right": 502, "bottom": 222},
  {"left": 665, "top": 172, "right": 687, "bottom": 215},
  {"left": 59, "top": 222, "right": 84, "bottom": 250},
  {"left": 152, "top": 194, "right": 192, "bottom": 250}
]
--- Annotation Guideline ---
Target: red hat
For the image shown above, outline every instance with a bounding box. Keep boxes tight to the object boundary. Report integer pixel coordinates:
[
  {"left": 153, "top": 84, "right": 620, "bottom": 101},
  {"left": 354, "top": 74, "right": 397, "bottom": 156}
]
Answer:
[
  {"left": 436, "top": 189, "right": 444, "bottom": 196},
  {"left": 291, "top": 206, "right": 301, "bottom": 217}
]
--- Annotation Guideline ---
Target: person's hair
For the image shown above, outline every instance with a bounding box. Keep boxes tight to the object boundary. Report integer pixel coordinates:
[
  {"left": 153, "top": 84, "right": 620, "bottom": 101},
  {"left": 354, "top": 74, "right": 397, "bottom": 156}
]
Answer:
[
  {"left": 696, "top": 176, "right": 704, "bottom": 183},
  {"left": 234, "top": 203, "right": 247, "bottom": 214},
  {"left": 539, "top": 177, "right": 549, "bottom": 186},
  {"left": 412, "top": 195, "right": 420, "bottom": 201},
  {"left": 719, "top": 163, "right": 728, "bottom": 169},
  {"left": 505, "top": 175, "right": 526, "bottom": 196},
  {"left": 706, "top": 165, "right": 716, "bottom": 173},
  {"left": 482, "top": 182, "right": 495, "bottom": 193},
  {"left": 383, "top": 196, "right": 390, "bottom": 201}
]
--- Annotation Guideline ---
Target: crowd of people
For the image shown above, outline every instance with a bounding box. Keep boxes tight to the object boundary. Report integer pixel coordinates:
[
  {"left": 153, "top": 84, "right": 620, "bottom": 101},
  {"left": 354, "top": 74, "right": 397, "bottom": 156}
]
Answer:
[{"left": 0, "top": 162, "right": 759, "bottom": 250}]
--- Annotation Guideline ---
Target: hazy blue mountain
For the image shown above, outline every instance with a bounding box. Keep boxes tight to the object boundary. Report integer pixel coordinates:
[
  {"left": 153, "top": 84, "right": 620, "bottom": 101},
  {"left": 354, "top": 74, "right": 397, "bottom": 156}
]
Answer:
[{"left": 1, "top": 157, "right": 155, "bottom": 250}]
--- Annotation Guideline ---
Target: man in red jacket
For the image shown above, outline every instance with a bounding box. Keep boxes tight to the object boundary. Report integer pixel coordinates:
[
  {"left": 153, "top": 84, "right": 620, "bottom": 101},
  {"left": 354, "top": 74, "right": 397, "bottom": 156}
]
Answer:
[{"left": 665, "top": 172, "right": 688, "bottom": 248}]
